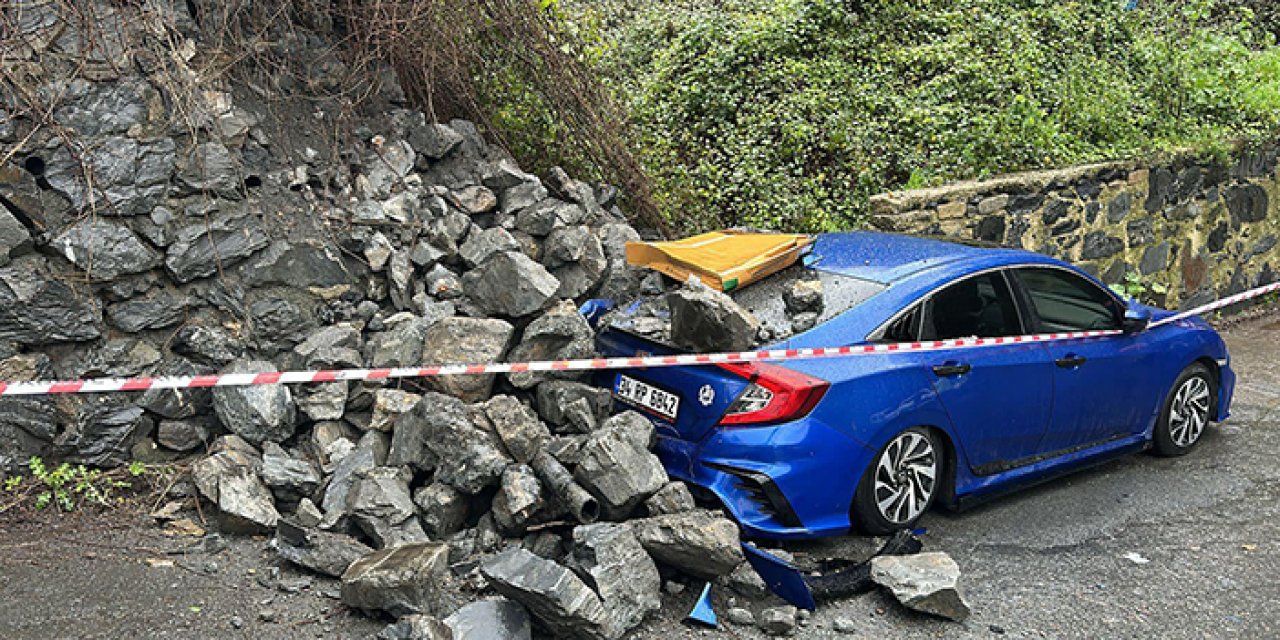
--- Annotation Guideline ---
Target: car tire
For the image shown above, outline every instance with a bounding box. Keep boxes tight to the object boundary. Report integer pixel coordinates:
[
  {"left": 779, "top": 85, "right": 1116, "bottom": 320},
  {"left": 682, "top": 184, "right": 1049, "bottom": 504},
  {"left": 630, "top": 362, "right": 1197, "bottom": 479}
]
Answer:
[
  {"left": 852, "top": 427, "right": 942, "bottom": 535},
  {"left": 1152, "top": 363, "right": 1215, "bottom": 457}
]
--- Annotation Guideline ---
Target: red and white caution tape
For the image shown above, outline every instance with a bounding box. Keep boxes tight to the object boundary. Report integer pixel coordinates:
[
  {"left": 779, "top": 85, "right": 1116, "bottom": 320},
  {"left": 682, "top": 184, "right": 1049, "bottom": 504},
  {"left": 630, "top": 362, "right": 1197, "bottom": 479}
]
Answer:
[
  {"left": 0, "top": 282, "right": 1274, "bottom": 396},
  {"left": 1149, "top": 280, "right": 1280, "bottom": 328}
]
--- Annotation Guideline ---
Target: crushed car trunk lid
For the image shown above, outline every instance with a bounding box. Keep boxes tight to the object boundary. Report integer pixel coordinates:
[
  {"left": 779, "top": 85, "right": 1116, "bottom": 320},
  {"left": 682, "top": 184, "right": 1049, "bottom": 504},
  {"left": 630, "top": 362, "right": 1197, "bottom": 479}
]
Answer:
[{"left": 595, "top": 327, "right": 751, "bottom": 442}]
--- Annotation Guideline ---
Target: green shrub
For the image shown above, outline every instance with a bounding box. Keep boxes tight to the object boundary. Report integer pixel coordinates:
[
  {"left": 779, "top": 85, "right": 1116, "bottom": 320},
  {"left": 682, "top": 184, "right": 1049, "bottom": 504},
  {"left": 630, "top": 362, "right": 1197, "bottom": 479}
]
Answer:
[
  {"left": 1, "top": 457, "right": 150, "bottom": 513},
  {"left": 568, "top": 0, "right": 1280, "bottom": 233}
]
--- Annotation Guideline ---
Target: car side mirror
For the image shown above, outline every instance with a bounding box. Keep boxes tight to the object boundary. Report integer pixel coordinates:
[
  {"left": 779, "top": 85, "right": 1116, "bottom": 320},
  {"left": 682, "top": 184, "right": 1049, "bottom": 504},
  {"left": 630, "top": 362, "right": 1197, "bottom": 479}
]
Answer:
[{"left": 1122, "top": 306, "right": 1151, "bottom": 334}]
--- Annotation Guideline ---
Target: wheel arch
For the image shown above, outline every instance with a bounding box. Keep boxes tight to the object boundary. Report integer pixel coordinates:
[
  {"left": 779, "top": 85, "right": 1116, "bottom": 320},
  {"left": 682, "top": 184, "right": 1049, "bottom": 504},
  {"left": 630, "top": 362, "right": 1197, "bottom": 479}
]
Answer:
[
  {"left": 923, "top": 424, "right": 960, "bottom": 510},
  {"left": 1192, "top": 356, "right": 1222, "bottom": 420}
]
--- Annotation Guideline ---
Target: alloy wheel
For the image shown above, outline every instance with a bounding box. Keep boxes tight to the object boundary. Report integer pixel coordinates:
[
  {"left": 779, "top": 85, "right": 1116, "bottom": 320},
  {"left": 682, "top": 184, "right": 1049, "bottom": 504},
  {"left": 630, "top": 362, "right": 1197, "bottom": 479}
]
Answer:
[
  {"left": 1169, "top": 376, "right": 1211, "bottom": 448},
  {"left": 872, "top": 431, "right": 938, "bottom": 525}
]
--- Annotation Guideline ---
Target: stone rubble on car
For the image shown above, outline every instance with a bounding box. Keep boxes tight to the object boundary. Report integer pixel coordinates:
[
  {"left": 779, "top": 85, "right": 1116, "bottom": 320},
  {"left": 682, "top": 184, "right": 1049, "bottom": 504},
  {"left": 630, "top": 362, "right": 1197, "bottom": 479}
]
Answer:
[{"left": 667, "top": 279, "right": 762, "bottom": 352}]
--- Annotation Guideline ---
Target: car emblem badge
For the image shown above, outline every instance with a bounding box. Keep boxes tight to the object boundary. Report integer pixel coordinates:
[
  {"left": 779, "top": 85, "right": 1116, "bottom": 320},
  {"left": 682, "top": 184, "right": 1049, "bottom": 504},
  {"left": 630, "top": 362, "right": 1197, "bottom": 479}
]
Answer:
[{"left": 698, "top": 385, "right": 715, "bottom": 406}]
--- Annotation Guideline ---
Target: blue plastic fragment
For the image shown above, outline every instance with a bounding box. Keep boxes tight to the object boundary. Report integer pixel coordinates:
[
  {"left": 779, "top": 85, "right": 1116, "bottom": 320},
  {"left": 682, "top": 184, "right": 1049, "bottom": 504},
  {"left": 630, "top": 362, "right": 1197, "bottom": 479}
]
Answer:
[
  {"left": 685, "top": 582, "right": 718, "bottom": 627},
  {"left": 741, "top": 543, "right": 817, "bottom": 611},
  {"left": 577, "top": 298, "right": 616, "bottom": 328},
  {"left": 912, "top": 527, "right": 928, "bottom": 536}
]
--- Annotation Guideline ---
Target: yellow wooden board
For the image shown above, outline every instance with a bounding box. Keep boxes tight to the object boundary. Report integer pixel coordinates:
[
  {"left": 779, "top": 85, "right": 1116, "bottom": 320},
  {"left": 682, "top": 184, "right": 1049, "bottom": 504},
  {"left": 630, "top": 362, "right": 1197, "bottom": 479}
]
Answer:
[{"left": 625, "top": 231, "right": 813, "bottom": 292}]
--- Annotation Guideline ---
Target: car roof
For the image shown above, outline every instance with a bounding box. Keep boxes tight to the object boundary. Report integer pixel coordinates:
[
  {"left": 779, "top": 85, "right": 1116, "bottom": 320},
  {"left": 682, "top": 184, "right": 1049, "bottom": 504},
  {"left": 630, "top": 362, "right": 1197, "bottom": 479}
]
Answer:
[{"left": 807, "top": 231, "right": 1048, "bottom": 284}]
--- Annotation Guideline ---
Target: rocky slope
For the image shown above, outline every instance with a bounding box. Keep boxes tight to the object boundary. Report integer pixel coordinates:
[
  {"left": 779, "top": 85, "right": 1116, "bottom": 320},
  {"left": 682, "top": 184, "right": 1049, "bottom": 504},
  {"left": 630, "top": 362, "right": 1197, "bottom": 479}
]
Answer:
[{"left": 1, "top": 2, "right": 745, "bottom": 637}]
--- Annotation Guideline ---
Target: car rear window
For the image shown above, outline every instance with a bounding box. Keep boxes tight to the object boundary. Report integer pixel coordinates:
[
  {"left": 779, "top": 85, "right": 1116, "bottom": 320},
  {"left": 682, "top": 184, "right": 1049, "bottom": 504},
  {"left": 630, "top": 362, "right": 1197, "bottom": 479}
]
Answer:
[{"left": 731, "top": 265, "right": 886, "bottom": 341}]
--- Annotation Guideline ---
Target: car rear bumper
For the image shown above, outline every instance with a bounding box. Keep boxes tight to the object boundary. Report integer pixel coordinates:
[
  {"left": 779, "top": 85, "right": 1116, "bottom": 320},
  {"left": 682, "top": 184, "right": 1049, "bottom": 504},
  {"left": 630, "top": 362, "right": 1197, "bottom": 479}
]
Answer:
[{"left": 654, "top": 419, "right": 874, "bottom": 539}]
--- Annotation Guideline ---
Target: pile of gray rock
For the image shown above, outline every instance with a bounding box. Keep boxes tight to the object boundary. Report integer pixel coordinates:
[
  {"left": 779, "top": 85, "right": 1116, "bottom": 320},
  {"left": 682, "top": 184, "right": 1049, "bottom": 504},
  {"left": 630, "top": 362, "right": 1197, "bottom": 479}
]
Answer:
[{"left": 0, "top": 5, "right": 750, "bottom": 630}]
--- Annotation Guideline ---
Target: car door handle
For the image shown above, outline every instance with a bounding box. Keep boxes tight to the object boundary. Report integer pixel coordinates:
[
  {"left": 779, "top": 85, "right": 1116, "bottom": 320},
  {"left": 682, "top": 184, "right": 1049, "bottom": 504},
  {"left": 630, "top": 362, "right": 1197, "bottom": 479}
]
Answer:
[
  {"left": 1055, "top": 355, "right": 1087, "bottom": 368},
  {"left": 931, "top": 363, "right": 972, "bottom": 377}
]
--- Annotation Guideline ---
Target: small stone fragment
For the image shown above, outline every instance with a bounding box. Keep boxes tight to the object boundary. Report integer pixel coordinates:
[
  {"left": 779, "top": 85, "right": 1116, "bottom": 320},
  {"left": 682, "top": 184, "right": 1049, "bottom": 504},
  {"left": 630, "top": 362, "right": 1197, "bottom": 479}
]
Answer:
[
  {"left": 505, "top": 301, "right": 596, "bottom": 389},
  {"left": 643, "top": 481, "right": 696, "bottom": 516},
  {"left": 260, "top": 442, "right": 321, "bottom": 500},
  {"left": 377, "top": 614, "right": 453, "bottom": 640},
  {"left": 726, "top": 607, "right": 755, "bottom": 626},
  {"left": 462, "top": 251, "right": 560, "bottom": 318},
  {"left": 297, "top": 382, "right": 348, "bottom": 422},
  {"left": 420, "top": 317, "right": 514, "bottom": 402},
  {"left": 276, "top": 519, "right": 374, "bottom": 578},
  {"left": 347, "top": 466, "right": 424, "bottom": 548},
  {"left": 157, "top": 419, "right": 210, "bottom": 452},
  {"left": 413, "top": 482, "right": 468, "bottom": 538},
  {"left": 726, "top": 561, "right": 769, "bottom": 598},
  {"left": 568, "top": 522, "right": 661, "bottom": 637},
  {"left": 369, "top": 389, "right": 422, "bottom": 432},
  {"left": 491, "top": 464, "right": 545, "bottom": 533},
  {"left": 191, "top": 436, "right": 279, "bottom": 533},
  {"left": 573, "top": 415, "right": 666, "bottom": 519},
  {"left": 484, "top": 395, "right": 551, "bottom": 463},
  {"left": 832, "top": 616, "right": 859, "bottom": 633},
  {"left": 758, "top": 606, "right": 797, "bottom": 636}
]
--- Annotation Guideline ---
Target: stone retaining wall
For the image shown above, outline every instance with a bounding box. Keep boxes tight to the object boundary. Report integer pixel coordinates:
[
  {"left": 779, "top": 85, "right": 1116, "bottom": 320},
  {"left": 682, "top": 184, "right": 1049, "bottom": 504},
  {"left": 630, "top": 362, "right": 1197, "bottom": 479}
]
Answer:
[{"left": 868, "top": 143, "right": 1280, "bottom": 309}]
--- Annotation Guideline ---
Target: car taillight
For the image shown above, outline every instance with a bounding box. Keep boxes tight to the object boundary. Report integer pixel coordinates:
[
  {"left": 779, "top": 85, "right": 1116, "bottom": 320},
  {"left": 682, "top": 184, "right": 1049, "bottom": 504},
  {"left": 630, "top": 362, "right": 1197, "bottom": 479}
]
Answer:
[{"left": 717, "top": 362, "right": 829, "bottom": 426}]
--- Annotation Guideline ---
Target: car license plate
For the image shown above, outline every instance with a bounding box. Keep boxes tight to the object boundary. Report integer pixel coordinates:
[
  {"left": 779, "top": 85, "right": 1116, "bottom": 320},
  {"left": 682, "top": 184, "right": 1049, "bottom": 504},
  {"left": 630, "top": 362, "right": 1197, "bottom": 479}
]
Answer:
[{"left": 615, "top": 375, "right": 680, "bottom": 421}]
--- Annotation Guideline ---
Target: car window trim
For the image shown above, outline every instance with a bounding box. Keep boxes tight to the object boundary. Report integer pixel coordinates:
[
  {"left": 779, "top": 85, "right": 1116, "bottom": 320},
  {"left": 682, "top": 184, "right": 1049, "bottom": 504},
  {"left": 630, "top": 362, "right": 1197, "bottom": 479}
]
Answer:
[
  {"left": 866, "top": 263, "right": 1123, "bottom": 342},
  {"left": 1007, "top": 265, "right": 1125, "bottom": 332}
]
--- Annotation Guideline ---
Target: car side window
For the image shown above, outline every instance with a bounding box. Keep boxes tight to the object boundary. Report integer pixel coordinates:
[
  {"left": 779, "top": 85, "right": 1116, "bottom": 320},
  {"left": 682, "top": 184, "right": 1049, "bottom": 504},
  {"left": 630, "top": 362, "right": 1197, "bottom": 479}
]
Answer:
[
  {"left": 882, "top": 304, "right": 923, "bottom": 342},
  {"left": 1013, "top": 267, "right": 1122, "bottom": 331},
  {"left": 921, "top": 272, "right": 1022, "bottom": 340}
]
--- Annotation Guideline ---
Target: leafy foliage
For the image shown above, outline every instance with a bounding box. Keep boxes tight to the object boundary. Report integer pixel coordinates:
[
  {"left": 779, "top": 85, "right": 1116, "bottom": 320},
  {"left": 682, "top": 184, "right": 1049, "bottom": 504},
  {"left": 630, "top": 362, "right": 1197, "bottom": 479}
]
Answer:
[
  {"left": 1110, "top": 271, "right": 1169, "bottom": 304},
  {"left": 1, "top": 457, "right": 151, "bottom": 513},
  {"left": 566, "top": 0, "right": 1280, "bottom": 233}
]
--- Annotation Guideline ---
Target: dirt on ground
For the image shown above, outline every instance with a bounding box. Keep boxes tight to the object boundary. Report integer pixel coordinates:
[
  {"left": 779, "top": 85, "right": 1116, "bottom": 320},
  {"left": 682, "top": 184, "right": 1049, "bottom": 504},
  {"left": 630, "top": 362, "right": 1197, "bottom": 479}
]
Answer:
[{"left": 3, "top": 313, "right": 1280, "bottom": 639}]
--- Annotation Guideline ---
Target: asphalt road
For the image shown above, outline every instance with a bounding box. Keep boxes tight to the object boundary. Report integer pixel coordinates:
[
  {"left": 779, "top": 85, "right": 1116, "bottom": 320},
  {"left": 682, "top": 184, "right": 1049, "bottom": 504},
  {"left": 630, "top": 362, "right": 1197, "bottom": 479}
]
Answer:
[{"left": 2, "top": 315, "right": 1277, "bottom": 639}]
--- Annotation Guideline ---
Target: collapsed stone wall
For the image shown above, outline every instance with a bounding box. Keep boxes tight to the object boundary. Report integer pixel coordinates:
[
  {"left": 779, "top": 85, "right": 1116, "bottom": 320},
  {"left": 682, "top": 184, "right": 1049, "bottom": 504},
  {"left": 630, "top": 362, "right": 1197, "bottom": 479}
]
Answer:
[
  {"left": 0, "top": 1, "right": 647, "bottom": 468},
  {"left": 869, "top": 143, "right": 1280, "bottom": 309},
  {"left": 1, "top": 4, "right": 763, "bottom": 637}
]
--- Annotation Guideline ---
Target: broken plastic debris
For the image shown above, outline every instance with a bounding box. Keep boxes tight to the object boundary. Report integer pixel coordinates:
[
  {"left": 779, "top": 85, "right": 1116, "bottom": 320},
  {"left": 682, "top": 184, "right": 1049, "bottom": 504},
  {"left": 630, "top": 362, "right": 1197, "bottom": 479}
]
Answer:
[{"left": 684, "top": 582, "right": 718, "bottom": 627}]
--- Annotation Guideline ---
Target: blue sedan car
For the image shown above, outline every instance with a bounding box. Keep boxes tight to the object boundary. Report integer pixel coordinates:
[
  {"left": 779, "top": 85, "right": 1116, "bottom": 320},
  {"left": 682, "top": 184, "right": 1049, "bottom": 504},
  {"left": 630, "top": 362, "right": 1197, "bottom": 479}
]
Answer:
[{"left": 597, "top": 232, "right": 1234, "bottom": 538}]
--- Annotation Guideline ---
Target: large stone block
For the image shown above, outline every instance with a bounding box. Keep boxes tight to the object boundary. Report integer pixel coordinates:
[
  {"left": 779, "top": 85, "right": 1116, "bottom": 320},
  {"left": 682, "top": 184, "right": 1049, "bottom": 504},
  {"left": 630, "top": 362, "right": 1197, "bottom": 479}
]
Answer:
[
  {"left": 569, "top": 523, "right": 661, "bottom": 637},
  {"left": 870, "top": 552, "right": 971, "bottom": 621},
  {"left": 341, "top": 542, "right": 453, "bottom": 617},
  {"left": 481, "top": 547, "right": 611, "bottom": 640},
  {"left": 462, "top": 251, "right": 560, "bottom": 318},
  {"left": 211, "top": 359, "right": 295, "bottom": 445},
  {"left": 573, "top": 418, "right": 666, "bottom": 519},
  {"left": 667, "top": 281, "right": 760, "bottom": 352},
  {"left": 633, "top": 510, "right": 744, "bottom": 579},
  {"left": 420, "top": 317, "right": 514, "bottom": 402}
]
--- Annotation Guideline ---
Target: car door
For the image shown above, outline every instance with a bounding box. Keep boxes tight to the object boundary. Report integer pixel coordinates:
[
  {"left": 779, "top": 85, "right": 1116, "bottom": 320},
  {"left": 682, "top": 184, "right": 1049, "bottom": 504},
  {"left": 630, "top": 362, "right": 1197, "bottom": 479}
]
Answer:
[
  {"left": 902, "top": 270, "right": 1056, "bottom": 473},
  {"left": 1009, "top": 266, "right": 1153, "bottom": 453}
]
